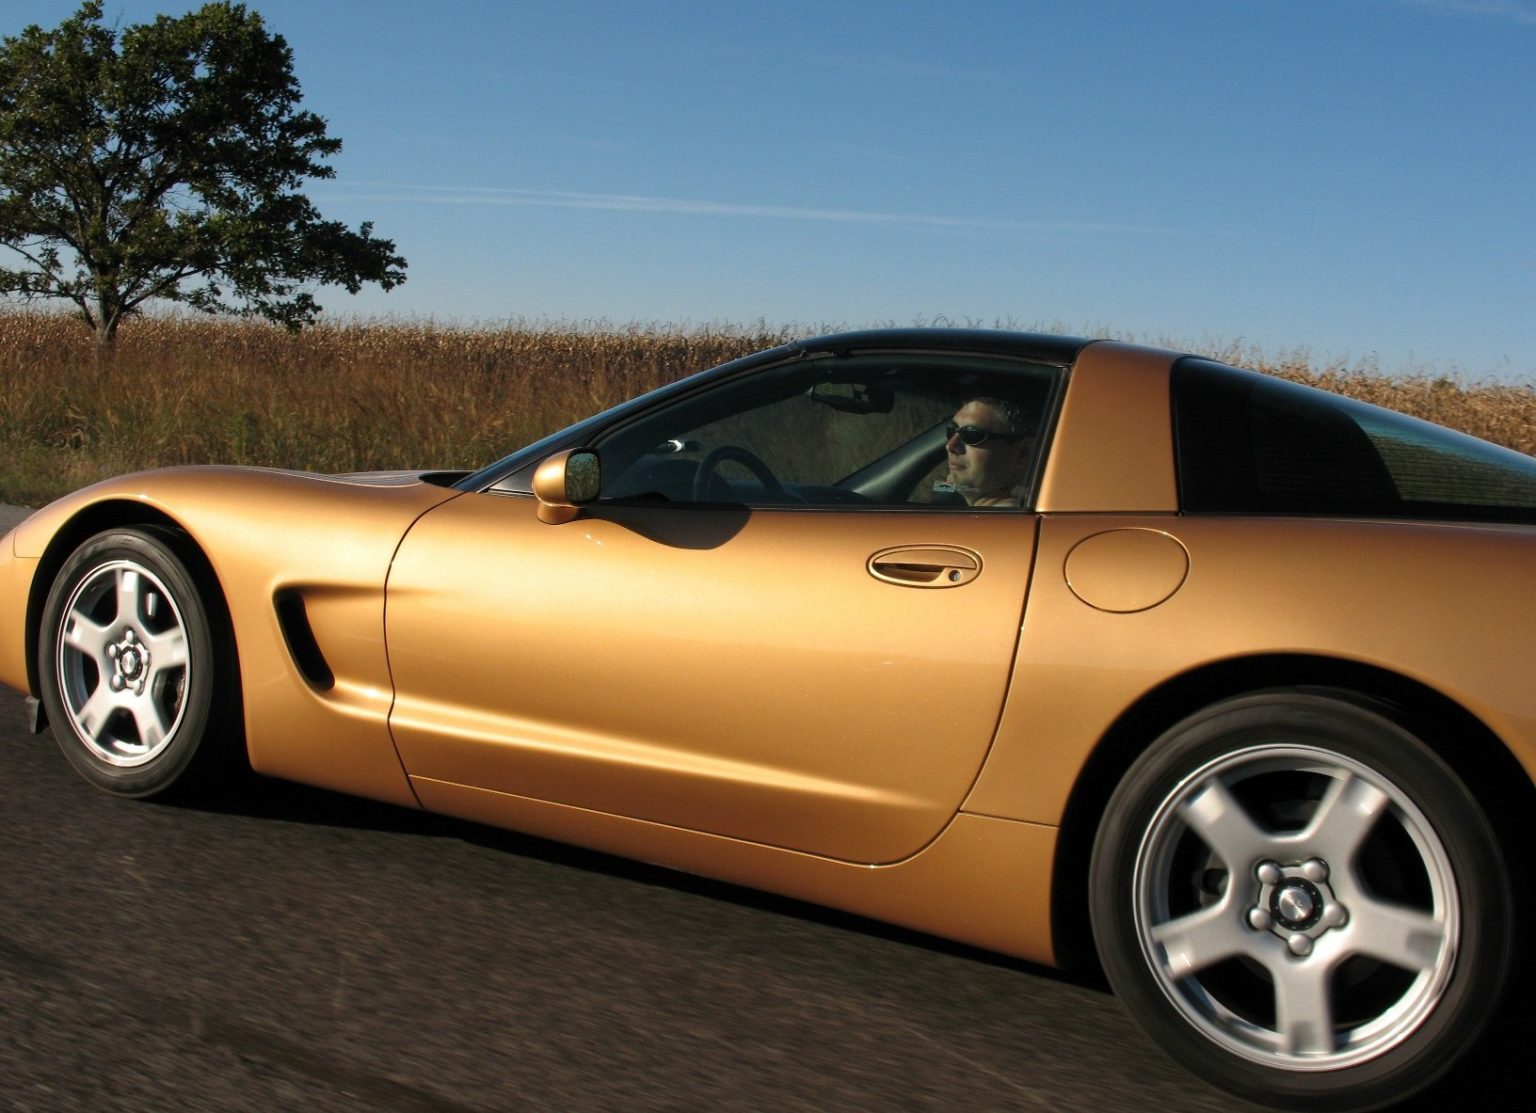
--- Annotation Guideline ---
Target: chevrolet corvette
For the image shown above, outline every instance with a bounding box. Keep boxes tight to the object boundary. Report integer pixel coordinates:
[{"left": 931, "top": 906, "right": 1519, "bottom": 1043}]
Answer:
[{"left": 1, "top": 329, "right": 1531, "bottom": 1111}]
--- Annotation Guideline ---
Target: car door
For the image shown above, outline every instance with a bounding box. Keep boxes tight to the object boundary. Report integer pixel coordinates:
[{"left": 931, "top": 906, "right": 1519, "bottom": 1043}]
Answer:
[{"left": 384, "top": 350, "right": 1061, "bottom": 864}]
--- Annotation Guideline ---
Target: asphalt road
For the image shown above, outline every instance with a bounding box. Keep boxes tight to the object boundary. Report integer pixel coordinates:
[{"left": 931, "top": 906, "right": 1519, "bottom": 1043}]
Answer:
[
  {"left": 0, "top": 503, "right": 29, "bottom": 534},
  {"left": 0, "top": 502, "right": 1526, "bottom": 1112},
  {"left": 0, "top": 687, "right": 1249, "bottom": 1113}
]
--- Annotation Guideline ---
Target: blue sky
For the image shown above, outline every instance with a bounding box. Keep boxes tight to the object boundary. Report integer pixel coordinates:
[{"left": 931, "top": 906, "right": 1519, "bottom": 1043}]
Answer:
[{"left": 5, "top": 0, "right": 1535, "bottom": 379}]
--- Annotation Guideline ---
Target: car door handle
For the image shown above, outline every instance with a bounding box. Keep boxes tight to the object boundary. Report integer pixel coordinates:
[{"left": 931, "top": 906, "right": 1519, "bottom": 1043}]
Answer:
[{"left": 867, "top": 546, "right": 982, "bottom": 588}]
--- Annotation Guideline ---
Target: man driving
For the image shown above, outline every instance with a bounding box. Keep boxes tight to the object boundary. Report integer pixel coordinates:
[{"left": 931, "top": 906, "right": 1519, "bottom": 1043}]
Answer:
[{"left": 943, "top": 397, "right": 1032, "bottom": 507}]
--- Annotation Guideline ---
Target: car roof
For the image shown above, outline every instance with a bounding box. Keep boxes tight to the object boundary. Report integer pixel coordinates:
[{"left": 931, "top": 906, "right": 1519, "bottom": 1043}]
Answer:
[{"left": 788, "top": 328, "right": 1098, "bottom": 366}]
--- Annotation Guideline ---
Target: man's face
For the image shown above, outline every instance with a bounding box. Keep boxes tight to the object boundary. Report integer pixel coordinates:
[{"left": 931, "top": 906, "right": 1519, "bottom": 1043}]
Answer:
[{"left": 945, "top": 400, "right": 1029, "bottom": 504}]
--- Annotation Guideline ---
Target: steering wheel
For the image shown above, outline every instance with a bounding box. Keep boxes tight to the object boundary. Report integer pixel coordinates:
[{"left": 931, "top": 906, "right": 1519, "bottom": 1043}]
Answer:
[{"left": 691, "top": 445, "right": 792, "bottom": 503}]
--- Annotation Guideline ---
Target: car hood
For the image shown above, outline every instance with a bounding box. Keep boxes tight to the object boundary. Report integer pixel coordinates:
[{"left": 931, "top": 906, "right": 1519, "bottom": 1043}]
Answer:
[
  {"left": 326, "top": 469, "right": 450, "bottom": 487},
  {"left": 8, "top": 465, "right": 464, "bottom": 562}
]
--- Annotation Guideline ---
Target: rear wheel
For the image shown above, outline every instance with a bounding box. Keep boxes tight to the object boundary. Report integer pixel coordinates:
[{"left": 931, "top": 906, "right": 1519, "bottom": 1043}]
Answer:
[
  {"left": 38, "top": 527, "right": 242, "bottom": 798},
  {"left": 1089, "top": 692, "right": 1512, "bottom": 1111}
]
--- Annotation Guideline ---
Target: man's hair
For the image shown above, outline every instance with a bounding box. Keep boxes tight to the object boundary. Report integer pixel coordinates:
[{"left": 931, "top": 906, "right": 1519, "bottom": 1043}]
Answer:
[{"left": 967, "top": 396, "right": 1029, "bottom": 436}]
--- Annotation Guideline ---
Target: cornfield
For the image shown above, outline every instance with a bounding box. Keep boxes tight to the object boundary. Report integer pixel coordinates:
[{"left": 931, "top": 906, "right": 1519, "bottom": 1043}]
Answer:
[{"left": 2, "top": 309, "right": 1533, "bottom": 508}]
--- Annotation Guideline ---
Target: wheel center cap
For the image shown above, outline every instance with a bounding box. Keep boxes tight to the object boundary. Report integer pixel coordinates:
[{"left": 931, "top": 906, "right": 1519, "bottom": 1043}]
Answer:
[
  {"left": 1274, "top": 881, "right": 1321, "bottom": 930},
  {"left": 1249, "top": 859, "right": 1349, "bottom": 955},
  {"left": 106, "top": 630, "right": 152, "bottom": 695}
]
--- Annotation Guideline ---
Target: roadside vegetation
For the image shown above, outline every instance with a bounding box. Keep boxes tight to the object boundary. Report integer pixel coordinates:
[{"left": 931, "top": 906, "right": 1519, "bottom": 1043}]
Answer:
[{"left": 2, "top": 309, "right": 1533, "bottom": 507}]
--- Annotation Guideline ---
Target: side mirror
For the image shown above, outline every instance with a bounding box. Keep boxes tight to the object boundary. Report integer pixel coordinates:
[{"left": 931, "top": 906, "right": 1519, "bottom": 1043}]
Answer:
[{"left": 532, "top": 448, "right": 601, "bottom": 524}]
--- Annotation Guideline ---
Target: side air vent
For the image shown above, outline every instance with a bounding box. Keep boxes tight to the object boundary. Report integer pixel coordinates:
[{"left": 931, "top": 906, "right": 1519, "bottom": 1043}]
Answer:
[{"left": 274, "top": 591, "right": 335, "bottom": 691}]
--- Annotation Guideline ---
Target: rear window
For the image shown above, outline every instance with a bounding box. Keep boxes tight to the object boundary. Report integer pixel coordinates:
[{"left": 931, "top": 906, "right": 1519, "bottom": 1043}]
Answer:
[{"left": 1174, "top": 359, "right": 1536, "bottom": 523}]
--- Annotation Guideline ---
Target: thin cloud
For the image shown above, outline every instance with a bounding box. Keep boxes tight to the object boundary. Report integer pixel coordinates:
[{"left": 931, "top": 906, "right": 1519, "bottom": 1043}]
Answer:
[
  {"left": 799, "top": 50, "right": 1012, "bottom": 84},
  {"left": 323, "top": 183, "right": 1176, "bottom": 237},
  {"left": 1379, "top": 0, "right": 1536, "bottom": 23},
  {"left": 678, "top": 40, "right": 1012, "bottom": 85}
]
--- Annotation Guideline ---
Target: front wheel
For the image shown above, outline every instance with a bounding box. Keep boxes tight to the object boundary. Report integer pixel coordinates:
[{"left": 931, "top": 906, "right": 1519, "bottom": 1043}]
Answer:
[
  {"left": 38, "top": 527, "right": 243, "bottom": 798},
  {"left": 1089, "top": 692, "right": 1512, "bottom": 1112}
]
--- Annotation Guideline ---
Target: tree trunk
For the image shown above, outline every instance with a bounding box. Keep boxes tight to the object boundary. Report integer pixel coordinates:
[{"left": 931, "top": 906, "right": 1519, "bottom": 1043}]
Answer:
[{"left": 92, "top": 318, "right": 117, "bottom": 371}]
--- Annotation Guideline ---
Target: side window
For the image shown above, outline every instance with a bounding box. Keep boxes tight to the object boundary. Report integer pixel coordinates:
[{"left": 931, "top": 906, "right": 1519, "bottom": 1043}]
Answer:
[
  {"left": 1175, "top": 360, "right": 1398, "bottom": 514},
  {"left": 1175, "top": 359, "right": 1536, "bottom": 521},
  {"left": 596, "top": 353, "right": 1061, "bottom": 509}
]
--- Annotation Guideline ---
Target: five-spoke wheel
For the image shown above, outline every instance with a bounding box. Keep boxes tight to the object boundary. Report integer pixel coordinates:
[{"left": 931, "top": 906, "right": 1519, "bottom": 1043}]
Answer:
[
  {"left": 39, "top": 527, "right": 241, "bottom": 798},
  {"left": 1091, "top": 692, "right": 1512, "bottom": 1111},
  {"left": 54, "top": 558, "right": 192, "bottom": 766}
]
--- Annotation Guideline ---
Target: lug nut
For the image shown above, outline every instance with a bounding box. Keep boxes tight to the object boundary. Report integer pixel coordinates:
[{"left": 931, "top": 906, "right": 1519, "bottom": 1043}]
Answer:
[
  {"left": 1248, "top": 908, "right": 1273, "bottom": 931},
  {"left": 1302, "top": 858, "right": 1330, "bottom": 883},
  {"left": 1287, "top": 934, "right": 1313, "bottom": 957},
  {"left": 1257, "top": 862, "right": 1283, "bottom": 885}
]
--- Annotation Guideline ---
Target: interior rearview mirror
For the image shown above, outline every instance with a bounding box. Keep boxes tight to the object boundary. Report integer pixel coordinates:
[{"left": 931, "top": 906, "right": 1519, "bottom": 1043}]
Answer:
[
  {"left": 532, "top": 448, "right": 601, "bottom": 524},
  {"left": 809, "top": 382, "right": 895, "bottom": 414}
]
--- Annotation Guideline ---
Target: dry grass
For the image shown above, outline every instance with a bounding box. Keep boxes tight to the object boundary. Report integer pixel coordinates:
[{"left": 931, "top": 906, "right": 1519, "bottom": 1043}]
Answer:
[
  {"left": 0, "top": 311, "right": 785, "bottom": 505},
  {"left": 2, "top": 309, "right": 1533, "bottom": 507}
]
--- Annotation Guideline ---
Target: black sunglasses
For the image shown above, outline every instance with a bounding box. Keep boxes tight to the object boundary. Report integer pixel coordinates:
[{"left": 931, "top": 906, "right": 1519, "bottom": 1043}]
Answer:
[{"left": 945, "top": 422, "right": 1024, "bottom": 447}]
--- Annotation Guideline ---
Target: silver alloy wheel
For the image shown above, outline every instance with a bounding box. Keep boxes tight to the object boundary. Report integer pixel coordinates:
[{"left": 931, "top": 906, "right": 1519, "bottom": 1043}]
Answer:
[
  {"left": 54, "top": 558, "right": 192, "bottom": 766},
  {"left": 1132, "top": 743, "right": 1459, "bottom": 1071}
]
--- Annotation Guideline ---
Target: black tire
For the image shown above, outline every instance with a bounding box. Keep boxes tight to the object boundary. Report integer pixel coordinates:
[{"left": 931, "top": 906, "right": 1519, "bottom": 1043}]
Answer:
[
  {"left": 1089, "top": 691, "right": 1512, "bottom": 1112},
  {"left": 37, "top": 527, "right": 243, "bottom": 799}
]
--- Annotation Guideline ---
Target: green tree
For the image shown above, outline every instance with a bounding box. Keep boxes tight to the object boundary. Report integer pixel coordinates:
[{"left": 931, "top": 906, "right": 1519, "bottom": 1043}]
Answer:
[{"left": 0, "top": 1, "right": 405, "bottom": 354}]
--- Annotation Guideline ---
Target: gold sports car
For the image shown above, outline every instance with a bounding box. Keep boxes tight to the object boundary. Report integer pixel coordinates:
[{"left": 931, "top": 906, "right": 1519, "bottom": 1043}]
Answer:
[{"left": 1, "top": 330, "right": 1531, "bottom": 1110}]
